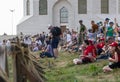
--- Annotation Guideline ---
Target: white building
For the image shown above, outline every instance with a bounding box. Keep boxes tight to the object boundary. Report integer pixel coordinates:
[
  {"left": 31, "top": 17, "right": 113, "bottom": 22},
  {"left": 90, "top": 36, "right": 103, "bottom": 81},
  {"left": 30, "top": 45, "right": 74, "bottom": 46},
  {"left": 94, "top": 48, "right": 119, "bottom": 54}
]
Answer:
[{"left": 17, "top": 0, "right": 120, "bottom": 35}]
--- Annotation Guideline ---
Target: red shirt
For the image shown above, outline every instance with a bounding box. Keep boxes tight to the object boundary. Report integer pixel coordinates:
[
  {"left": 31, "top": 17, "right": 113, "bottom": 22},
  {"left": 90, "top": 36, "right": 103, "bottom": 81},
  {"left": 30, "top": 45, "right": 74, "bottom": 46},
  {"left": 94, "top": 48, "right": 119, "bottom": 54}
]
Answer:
[
  {"left": 97, "top": 42, "right": 105, "bottom": 49},
  {"left": 84, "top": 46, "right": 91, "bottom": 56}
]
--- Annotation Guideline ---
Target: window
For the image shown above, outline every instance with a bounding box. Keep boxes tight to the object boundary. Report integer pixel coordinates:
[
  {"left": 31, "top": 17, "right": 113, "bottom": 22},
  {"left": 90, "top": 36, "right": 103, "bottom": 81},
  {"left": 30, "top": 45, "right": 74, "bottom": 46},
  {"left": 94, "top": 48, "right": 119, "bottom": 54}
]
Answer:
[
  {"left": 78, "top": 0, "right": 87, "bottom": 14},
  {"left": 39, "top": 0, "right": 47, "bottom": 15},
  {"left": 60, "top": 7, "right": 68, "bottom": 23},
  {"left": 101, "top": 0, "right": 109, "bottom": 14},
  {"left": 26, "top": 0, "right": 30, "bottom": 15}
]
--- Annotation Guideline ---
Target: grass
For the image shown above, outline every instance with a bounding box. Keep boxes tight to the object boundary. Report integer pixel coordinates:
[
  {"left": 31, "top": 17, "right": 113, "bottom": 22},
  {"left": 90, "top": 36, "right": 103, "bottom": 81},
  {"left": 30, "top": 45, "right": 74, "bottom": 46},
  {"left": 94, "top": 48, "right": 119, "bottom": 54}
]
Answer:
[
  {"left": 39, "top": 51, "right": 120, "bottom": 82},
  {"left": 8, "top": 51, "right": 120, "bottom": 82}
]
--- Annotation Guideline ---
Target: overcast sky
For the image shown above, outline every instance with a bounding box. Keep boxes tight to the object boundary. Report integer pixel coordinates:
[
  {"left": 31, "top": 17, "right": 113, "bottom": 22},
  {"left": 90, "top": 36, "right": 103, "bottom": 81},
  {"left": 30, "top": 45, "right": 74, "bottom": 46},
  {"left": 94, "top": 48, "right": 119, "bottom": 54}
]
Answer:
[{"left": 0, "top": 0, "right": 23, "bottom": 35}]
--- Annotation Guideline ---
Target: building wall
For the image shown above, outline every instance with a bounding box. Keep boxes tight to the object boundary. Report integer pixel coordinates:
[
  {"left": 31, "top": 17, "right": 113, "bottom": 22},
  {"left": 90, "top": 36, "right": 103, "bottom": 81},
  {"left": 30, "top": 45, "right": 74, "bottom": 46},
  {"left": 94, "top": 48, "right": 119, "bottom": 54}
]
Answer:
[{"left": 17, "top": 0, "right": 120, "bottom": 35}]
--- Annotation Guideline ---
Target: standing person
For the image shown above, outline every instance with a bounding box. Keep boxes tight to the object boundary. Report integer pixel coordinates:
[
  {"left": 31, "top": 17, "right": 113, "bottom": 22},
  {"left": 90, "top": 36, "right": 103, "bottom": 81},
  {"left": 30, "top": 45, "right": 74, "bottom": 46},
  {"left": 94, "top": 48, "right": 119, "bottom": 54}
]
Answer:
[
  {"left": 103, "top": 42, "right": 120, "bottom": 72},
  {"left": 91, "top": 20, "right": 98, "bottom": 41},
  {"left": 104, "top": 18, "right": 110, "bottom": 29},
  {"left": 49, "top": 26, "right": 62, "bottom": 58},
  {"left": 103, "top": 18, "right": 110, "bottom": 40},
  {"left": 91, "top": 20, "right": 98, "bottom": 33},
  {"left": 106, "top": 22, "right": 114, "bottom": 40},
  {"left": 79, "top": 20, "right": 87, "bottom": 44}
]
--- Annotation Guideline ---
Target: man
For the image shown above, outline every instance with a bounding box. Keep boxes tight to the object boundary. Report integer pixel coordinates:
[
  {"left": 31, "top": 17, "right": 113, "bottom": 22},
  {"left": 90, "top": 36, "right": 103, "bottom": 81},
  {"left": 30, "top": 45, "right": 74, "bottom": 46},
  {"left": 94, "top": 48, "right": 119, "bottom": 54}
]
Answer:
[
  {"left": 79, "top": 20, "right": 87, "bottom": 44},
  {"left": 91, "top": 20, "right": 98, "bottom": 41},
  {"left": 48, "top": 26, "right": 61, "bottom": 58},
  {"left": 106, "top": 22, "right": 114, "bottom": 40},
  {"left": 103, "top": 18, "right": 110, "bottom": 38},
  {"left": 104, "top": 18, "right": 110, "bottom": 28},
  {"left": 91, "top": 20, "right": 98, "bottom": 33}
]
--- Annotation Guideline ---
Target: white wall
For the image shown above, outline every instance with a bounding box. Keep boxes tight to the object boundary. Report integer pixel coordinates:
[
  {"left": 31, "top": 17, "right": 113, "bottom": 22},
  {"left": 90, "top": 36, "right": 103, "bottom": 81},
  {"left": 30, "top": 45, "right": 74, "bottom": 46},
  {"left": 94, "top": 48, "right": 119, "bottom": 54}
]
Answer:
[{"left": 17, "top": 0, "right": 120, "bottom": 35}]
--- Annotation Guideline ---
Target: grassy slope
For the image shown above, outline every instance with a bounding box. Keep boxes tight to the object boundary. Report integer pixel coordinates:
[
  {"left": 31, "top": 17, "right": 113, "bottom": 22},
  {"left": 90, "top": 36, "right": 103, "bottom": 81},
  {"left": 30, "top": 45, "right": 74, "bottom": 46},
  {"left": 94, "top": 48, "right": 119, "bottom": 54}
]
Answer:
[
  {"left": 8, "top": 51, "right": 120, "bottom": 82},
  {"left": 40, "top": 51, "right": 120, "bottom": 82}
]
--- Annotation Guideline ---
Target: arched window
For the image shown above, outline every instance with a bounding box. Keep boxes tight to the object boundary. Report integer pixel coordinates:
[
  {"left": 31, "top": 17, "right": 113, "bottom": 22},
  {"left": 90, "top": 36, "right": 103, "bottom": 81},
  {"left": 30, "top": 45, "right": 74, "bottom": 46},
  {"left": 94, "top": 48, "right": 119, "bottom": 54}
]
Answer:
[
  {"left": 78, "top": 0, "right": 87, "bottom": 14},
  {"left": 26, "top": 0, "right": 30, "bottom": 15},
  {"left": 60, "top": 7, "right": 68, "bottom": 23},
  {"left": 39, "top": 0, "right": 47, "bottom": 15},
  {"left": 101, "top": 0, "right": 109, "bottom": 14}
]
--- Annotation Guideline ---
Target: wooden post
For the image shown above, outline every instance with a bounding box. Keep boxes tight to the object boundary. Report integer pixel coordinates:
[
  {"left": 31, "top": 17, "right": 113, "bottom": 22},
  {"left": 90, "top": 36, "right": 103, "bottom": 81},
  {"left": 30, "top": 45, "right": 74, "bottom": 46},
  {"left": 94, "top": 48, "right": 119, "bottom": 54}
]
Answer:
[
  {"left": 16, "top": 56, "right": 27, "bottom": 82},
  {"left": 5, "top": 46, "right": 9, "bottom": 77},
  {"left": 12, "top": 54, "right": 17, "bottom": 82}
]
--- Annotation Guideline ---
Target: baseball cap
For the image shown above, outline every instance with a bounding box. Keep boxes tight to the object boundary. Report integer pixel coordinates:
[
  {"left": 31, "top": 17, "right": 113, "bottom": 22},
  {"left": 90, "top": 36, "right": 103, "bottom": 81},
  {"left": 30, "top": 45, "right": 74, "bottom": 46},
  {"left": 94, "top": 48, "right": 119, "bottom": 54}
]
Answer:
[{"left": 109, "top": 42, "right": 118, "bottom": 47}]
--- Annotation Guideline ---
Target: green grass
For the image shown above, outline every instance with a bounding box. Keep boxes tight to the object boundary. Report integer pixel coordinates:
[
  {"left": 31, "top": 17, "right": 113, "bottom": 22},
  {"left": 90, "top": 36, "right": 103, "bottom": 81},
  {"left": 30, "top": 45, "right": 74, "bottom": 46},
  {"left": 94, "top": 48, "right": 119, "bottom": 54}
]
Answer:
[
  {"left": 39, "top": 51, "right": 120, "bottom": 82},
  {"left": 8, "top": 51, "right": 120, "bottom": 82}
]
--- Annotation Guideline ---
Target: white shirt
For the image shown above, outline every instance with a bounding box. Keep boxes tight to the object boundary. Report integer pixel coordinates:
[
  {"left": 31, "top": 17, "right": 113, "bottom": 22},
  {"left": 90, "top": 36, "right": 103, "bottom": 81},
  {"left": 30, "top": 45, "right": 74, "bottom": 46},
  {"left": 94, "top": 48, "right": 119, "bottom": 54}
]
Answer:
[
  {"left": 66, "top": 34, "right": 72, "bottom": 42},
  {"left": 35, "top": 40, "right": 42, "bottom": 46},
  {"left": 24, "top": 38, "right": 32, "bottom": 45}
]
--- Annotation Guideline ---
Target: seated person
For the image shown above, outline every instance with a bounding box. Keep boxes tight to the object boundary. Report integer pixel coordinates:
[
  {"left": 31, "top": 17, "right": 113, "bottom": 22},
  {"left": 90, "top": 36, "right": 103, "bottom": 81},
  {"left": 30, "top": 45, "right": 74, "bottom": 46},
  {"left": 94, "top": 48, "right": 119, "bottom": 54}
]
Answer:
[
  {"left": 40, "top": 38, "right": 54, "bottom": 58},
  {"left": 96, "top": 37, "right": 114, "bottom": 60},
  {"left": 96, "top": 38, "right": 105, "bottom": 55},
  {"left": 96, "top": 41, "right": 111, "bottom": 60},
  {"left": 33, "top": 43, "right": 39, "bottom": 52},
  {"left": 103, "top": 42, "right": 120, "bottom": 72},
  {"left": 73, "top": 40, "right": 96, "bottom": 65}
]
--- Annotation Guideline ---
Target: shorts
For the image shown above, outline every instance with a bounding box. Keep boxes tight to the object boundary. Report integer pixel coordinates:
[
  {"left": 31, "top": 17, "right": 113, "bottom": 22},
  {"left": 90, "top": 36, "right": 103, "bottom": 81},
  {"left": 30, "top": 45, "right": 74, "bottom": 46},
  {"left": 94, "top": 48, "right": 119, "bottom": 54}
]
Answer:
[
  {"left": 52, "top": 37, "right": 60, "bottom": 49},
  {"left": 82, "top": 57, "right": 92, "bottom": 64},
  {"left": 109, "top": 62, "right": 120, "bottom": 69}
]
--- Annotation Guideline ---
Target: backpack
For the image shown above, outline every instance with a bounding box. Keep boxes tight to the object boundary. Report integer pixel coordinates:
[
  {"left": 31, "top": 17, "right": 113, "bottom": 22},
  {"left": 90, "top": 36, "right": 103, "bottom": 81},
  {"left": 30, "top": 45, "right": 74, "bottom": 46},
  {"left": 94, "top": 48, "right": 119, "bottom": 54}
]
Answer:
[{"left": 51, "top": 27, "right": 62, "bottom": 36}]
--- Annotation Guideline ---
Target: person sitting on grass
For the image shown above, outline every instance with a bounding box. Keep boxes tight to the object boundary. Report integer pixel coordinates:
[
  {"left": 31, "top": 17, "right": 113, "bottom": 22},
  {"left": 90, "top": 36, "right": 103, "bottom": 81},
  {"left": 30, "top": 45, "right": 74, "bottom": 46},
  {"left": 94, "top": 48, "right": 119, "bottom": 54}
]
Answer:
[
  {"left": 103, "top": 42, "right": 120, "bottom": 72},
  {"left": 73, "top": 40, "right": 96, "bottom": 65},
  {"left": 40, "top": 37, "right": 54, "bottom": 58},
  {"left": 96, "top": 38, "right": 114, "bottom": 60}
]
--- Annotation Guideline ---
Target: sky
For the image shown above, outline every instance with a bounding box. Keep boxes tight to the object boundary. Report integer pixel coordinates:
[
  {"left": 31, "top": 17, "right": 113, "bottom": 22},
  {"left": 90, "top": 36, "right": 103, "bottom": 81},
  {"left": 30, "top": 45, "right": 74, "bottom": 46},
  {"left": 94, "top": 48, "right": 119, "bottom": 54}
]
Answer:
[{"left": 0, "top": 0, "right": 23, "bottom": 35}]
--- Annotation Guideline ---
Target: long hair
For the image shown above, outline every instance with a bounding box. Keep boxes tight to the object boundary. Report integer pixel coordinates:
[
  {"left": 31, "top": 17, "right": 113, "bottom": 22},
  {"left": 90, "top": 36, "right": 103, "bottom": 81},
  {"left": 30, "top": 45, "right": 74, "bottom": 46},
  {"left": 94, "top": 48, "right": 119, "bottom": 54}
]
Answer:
[{"left": 115, "top": 46, "right": 120, "bottom": 55}]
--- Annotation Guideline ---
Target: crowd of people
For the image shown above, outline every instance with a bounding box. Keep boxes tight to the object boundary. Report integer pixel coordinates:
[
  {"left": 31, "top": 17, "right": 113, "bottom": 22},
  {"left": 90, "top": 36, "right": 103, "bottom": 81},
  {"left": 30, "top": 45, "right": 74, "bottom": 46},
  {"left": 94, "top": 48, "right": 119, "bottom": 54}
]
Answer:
[
  {"left": 1, "top": 17, "right": 120, "bottom": 73},
  {"left": 61, "top": 18, "right": 120, "bottom": 73}
]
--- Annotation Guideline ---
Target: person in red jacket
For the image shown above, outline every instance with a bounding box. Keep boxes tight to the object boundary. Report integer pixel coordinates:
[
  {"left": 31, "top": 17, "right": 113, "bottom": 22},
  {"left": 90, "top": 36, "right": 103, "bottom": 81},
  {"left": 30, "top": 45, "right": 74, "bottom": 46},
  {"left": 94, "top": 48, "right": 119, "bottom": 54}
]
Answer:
[
  {"left": 103, "top": 42, "right": 120, "bottom": 72},
  {"left": 73, "top": 40, "right": 96, "bottom": 65}
]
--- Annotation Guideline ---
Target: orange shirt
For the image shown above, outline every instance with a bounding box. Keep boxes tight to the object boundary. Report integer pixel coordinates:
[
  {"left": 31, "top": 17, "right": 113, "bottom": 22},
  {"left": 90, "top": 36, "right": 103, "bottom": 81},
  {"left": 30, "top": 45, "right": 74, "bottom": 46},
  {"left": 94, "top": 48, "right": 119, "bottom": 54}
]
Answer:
[{"left": 92, "top": 24, "right": 98, "bottom": 33}]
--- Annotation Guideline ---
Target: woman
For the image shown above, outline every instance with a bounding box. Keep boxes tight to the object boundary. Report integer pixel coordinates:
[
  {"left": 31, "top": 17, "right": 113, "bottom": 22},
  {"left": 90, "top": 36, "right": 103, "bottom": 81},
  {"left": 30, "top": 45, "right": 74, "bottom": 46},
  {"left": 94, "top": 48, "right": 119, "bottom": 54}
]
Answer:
[
  {"left": 73, "top": 40, "right": 96, "bottom": 65},
  {"left": 103, "top": 42, "right": 120, "bottom": 72}
]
